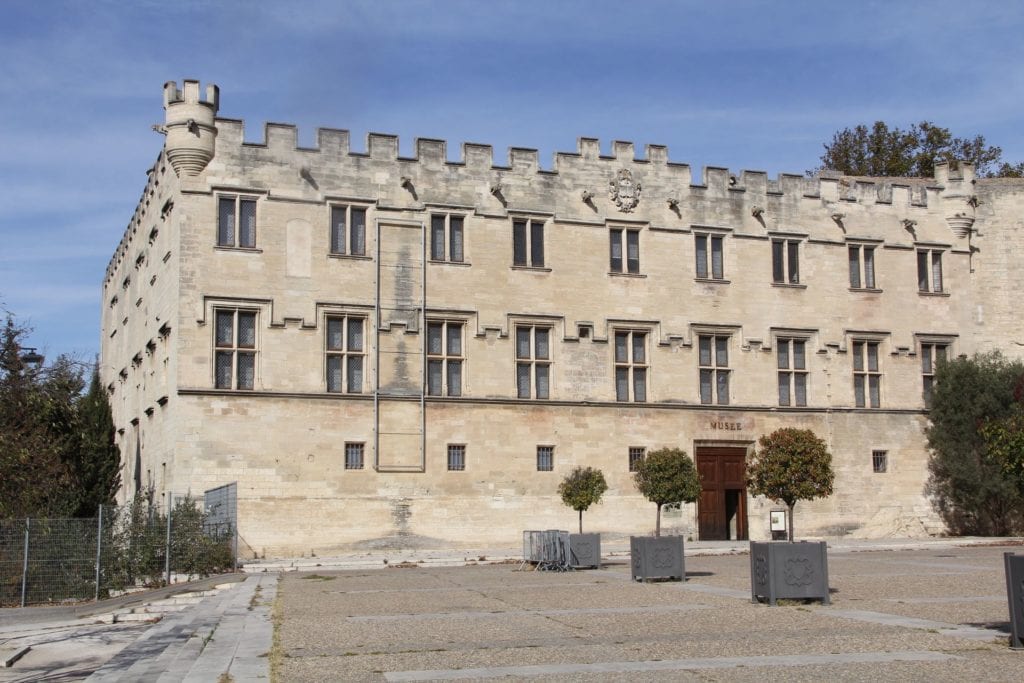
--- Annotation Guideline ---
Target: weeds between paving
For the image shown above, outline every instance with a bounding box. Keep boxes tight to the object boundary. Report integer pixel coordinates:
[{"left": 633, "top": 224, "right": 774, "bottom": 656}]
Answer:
[{"left": 269, "top": 581, "right": 285, "bottom": 683}]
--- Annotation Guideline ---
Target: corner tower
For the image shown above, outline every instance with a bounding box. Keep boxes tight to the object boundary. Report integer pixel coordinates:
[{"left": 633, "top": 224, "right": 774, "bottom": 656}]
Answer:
[{"left": 162, "top": 79, "right": 219, "bottom": 177}]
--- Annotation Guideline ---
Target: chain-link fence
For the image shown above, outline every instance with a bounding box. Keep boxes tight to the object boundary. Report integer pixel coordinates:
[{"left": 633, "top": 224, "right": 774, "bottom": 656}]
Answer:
[{"left": 0, "top": 493, "right": 237, "bottom": 607}]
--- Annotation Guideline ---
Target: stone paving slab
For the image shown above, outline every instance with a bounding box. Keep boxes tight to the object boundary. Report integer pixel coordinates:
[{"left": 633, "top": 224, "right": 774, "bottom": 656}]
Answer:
[
  {"left": 0, "top": 573, "right": 245, "bottom": 629},
  {"left": 0, "top": 621, "right": 148, "bottom": 682},
  {"left": 77, "top": 576, "right": 260, "bottom": 681},
  {"left": 3, "top": 539, "right": 1022, "bottom": 680},
  {"left": 382, "top": 650, "right": 960, "bottom": 681},
  {"left": 827, "top": 608, "right": 1003, "bottom": 640},
  {"left": 276, "top": 544, "right": 1024, "bottom": 682},
  {"left": 96, "top": 574, "right": 275, "bottom": 683},
  {"left": 242, "top": 535, "right": 1023, "bottom": 573},
  {"left": 179, "top": 574, "right": 275, "bottom": 682},
  {"left": 222, "top": 574, "right": 276, "bottom": 681}
]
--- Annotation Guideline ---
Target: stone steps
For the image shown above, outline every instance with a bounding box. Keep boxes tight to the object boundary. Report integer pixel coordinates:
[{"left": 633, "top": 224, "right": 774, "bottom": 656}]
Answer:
[
  {"left": 100, "top": 588, "right": 226, "bottom": 623},
  {"left": 84, "top": 574, "right": 274, "bottom": 682},
  {"left": 86, "top": 583, "right": 238, "bottom": 682},
  {"left": 112, "top": 611, "right": 164, "bottom": 623}
]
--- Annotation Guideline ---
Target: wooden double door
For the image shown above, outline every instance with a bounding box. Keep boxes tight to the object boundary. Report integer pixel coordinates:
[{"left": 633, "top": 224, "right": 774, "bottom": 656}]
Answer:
[{"left": 696, "top": 446, "right": 749, "bottom": 541}]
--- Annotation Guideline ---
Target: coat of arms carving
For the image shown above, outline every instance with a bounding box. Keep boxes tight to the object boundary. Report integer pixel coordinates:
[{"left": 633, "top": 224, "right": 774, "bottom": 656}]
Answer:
[{"left": 609, "top": 169, "right": 641, "bottom": 212}]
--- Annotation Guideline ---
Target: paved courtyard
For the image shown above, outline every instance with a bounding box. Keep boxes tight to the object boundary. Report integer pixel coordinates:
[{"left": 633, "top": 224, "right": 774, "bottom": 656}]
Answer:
[{"left": 276, "top": 544, "right": 1024, "bottom": 682}]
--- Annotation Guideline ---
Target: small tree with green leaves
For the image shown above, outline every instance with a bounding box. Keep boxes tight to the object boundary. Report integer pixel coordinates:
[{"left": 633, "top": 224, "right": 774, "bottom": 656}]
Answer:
[
  {"left": 558, "top": 466, "right": 608, "bottom": 533},
  {"left": 747, "top": 428, "right": 834, "bottom": 541},
  {"left": 632, "top": 448, "right": 701, "bottom": 537}
]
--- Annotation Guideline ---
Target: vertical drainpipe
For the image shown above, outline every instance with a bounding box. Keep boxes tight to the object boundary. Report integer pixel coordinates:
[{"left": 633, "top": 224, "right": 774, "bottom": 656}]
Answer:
[
  {"left": 420, "top": 219, "right": 427, "bottom": 471},
  {"left": 374, "top": 218, "right": 381, "bottom": 471}
]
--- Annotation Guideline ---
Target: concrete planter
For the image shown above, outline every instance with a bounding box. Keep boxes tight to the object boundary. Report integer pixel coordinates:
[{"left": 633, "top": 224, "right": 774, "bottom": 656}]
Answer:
[
  {"left": 1004, "top": 552, "right": 1024, "bottom": 649},
  {"left": 567, "top": 533, "right": 601, "bottom": 569},
  {"left": 630, "top": 536, "right": 684, "bottom": 581},
  {"left": 750, "top": 541, "right": 830, "bottom": 605}
]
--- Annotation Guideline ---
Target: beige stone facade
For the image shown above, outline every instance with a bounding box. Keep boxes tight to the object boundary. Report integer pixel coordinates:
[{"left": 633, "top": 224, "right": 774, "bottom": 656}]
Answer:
[{"left": 100, "top": 80, "right": 1024, "bottom": 558}]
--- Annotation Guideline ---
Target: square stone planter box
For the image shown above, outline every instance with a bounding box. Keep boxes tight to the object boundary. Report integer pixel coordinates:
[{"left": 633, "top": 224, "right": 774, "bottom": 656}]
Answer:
[
  {"left": 567, "top": 533, "right": 601, "bottom": 569},
  {"left": 750, "top": 540, "right": 830, "bottom": 605},
  {"left": 630, "top": 536, "right": 684, "bottom": 581},
  {"left": 1005, "top": 552, "right": 1024, "bottom": 649}
]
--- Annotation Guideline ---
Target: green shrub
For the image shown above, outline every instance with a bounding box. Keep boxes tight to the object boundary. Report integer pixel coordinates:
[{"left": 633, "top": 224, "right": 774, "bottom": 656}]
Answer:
[{"left": 927, "top": 351, "right": 1024, "bottom": 534}]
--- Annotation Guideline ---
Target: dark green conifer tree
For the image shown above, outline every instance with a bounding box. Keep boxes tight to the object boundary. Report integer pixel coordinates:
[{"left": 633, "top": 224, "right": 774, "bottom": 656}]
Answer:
[{"left": 70, "top": 365, "right": 122, "bottom": 517}]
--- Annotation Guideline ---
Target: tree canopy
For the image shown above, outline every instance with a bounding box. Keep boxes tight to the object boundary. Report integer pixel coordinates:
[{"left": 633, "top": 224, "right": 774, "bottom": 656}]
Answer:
[
  {"left": 0, "top": 314, "right": 121, "bottom": 518},
  {"left": 1, "top": 316, "right": 75, "bottom": 517},
  {"left": 926, "top": 351, "right": 1024, "bottom": 535},
  {"left": 632, "top": 447, "right": 701, "bottom": 537},
  {"left": 980, "top": 412, "right": 1024, "bottom": 502},
  {"left": 746, "top": 428, "right": 834, "bottom": 541},
  {"left": 811, "top": 121, "right": 1021, "bottom": 179},
  {"left": 73, "top": 366, "right": 123, "bottom": 517},
  {"left": 558, "top": 466, "right": 608, "bottom": 533}
]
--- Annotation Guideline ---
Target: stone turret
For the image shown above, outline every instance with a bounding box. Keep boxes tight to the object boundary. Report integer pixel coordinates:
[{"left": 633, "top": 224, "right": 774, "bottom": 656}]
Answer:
[
  {"left": 934, "top": 161, "right": 977, "bottom": 239},
  {"left": 162, "top": 79, "right": 219, "bottom": 177}
]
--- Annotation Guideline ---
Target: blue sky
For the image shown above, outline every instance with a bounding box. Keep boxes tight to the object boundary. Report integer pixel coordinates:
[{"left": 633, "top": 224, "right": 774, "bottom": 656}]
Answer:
[{"left": 2, "top": 0, "right": 1023, "bottom": 363}]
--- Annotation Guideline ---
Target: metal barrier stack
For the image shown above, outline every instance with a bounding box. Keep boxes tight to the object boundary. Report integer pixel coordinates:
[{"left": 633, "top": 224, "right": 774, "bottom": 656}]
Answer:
[{"left": 521, "top": 530, "right": 579, "bottom": 571}]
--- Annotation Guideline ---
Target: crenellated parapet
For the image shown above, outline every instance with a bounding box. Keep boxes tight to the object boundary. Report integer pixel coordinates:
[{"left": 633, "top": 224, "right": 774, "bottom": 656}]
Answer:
[
  {"left": 207, "top": 117, "right": 966, "bottom": 229},
  {"left": 107, "top": 82, "right": 1024, "bottom": 289}
]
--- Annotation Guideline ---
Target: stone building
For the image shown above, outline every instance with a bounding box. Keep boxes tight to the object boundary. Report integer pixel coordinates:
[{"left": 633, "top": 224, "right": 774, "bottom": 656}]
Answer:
[{"left": 100, "top": 80, "right": 1024, "bottom": 557}]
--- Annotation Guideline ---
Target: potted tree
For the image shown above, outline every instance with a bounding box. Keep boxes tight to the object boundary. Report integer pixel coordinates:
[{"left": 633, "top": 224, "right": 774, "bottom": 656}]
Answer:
[
  {"left": 631, "top": 447, "right": 702, "bottom": 581},
  {"left": 557, "top": 466, "right": 608, "bottom": 568},
  {"left": 746, "top": 427, "right": 835, "bottom": 605}
]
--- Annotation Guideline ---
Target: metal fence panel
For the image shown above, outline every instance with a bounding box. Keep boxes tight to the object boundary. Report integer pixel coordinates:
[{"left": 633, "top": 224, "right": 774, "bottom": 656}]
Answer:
[
  {"left": 203, "top": 482, "right": 237, "bottom": 529},
  {"left": 0, "top": 519, "right": 27, "bottom": 606},
  {"left": 0, "top": 491, "right": 237, "bottom": 607},
  {"left": 23, "top": 517, "right": 99, "bottom": 606},
  {"left": 203, "top": 482, "right": 238, "bottom": 570}
]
